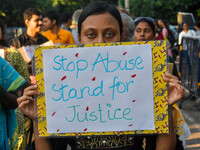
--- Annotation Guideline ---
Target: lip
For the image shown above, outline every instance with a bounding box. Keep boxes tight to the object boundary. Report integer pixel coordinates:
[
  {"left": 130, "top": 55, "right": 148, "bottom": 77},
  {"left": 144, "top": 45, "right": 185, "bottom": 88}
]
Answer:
[{"left": 138, "top": 39, "right": 146, "bottom": 41}]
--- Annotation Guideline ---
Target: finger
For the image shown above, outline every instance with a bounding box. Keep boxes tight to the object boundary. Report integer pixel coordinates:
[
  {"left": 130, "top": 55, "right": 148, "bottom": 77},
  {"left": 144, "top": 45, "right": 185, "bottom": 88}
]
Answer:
[
  {"left": 24, "top": 85, "right": 38, "bottom": 92},
  {"left": 169, "top": 82, "right": 184, "bottom": 90},
  {"left": 163, "top": 76, "right": 180, "bottom": 84},
  {"left": 24, "top": 90, "right": 41, "bottom": 97},
  {"left": 24, "top": 85, "right": 42, "bottom": 95},
  {"left": 169, "top": 83, "right": 184, "bottom": 100},
  {"left": 18, "top": 100, "right": 36, "bottom": 120},
  {"left": 18, "top": 99, "right": 34, "bottom": 109},
  {"left": 165, "top": 73, "right": 179, "bottom": 80},
  {"left": 17, "top": 95, "right": 34, "bottom": 105}
]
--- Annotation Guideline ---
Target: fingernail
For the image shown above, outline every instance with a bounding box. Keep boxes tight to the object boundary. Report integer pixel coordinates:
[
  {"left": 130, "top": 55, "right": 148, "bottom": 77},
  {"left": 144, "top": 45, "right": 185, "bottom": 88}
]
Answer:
[{"left": 33, "top": 85, "right": 37, "bottom": 88}]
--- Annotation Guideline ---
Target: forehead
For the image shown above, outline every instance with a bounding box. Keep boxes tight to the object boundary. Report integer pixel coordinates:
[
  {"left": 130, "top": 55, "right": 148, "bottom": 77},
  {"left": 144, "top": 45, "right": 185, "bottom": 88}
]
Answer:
[
  {"left": 136, "top": 21, "right": 152, "bottom": 29},
  {"left": 31, "top": 14, "right": 42, "bottom": 20},
  {"left": 43, "top": 17, "right": 51, "bottom": 21},
  {"left": 81, "top": 12, "right": 120, "bottom": 31}
]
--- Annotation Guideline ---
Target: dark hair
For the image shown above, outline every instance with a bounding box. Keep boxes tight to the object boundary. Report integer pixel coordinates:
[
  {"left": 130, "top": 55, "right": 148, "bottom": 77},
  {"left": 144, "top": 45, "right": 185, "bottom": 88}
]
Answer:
[
  {"left": 43, "top": 10, "right": 59, "bottom": 25},
  {"left": 78, "top": 1, "right": 123, "bottom": 35},
  {"left": 0, "top": 19, "right": 9, "bottom": 47},
  {"left": 195, "top": 22, "right": 200, "bottom": 28},
  {"left": 23, "top": 8, "right": 41, "bottom": 21},
  {"left": 60, "top": 12, "right": 72, "bottom": 24},
  {"left": 163, "top": 19, "right": 175, "bottom": 46},
  {"left": 182, "top": 22, "right": 188, "bottom": 26},
  {"left": 134, "top": 18, "right": 155, "bottom": 37}
]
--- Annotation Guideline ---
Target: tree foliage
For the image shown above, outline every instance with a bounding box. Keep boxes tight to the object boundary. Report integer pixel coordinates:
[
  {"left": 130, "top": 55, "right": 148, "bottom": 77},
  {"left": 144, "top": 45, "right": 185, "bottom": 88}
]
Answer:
[
  {"left": 129, "top": 0, "right": 200, "bottom": 24},
  {"left": 0, "top": 0, "right": 97, "bottom": 26},
  {"left": 0, "top": 0, "right": 53, "bottom": 26},
  {"left": 0, "top": 0, "right": 199, "bottom": 26}
]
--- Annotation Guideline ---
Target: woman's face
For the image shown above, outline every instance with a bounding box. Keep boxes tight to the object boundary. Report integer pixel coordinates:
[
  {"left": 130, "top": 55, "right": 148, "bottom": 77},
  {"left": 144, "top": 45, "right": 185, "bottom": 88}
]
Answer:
[
  {"left": 183, "top": 23, "right": 188, "bottom": 31},
  {"left": 134, "top": 21, "right": 154, "bottom": 41},
  {"left": 79, "top": 12, "right": 121, "bottom": 44}
]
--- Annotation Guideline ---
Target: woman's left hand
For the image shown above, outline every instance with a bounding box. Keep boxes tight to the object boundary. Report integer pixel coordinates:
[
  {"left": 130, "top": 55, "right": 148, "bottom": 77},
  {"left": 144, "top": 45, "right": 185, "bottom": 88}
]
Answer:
[{"left": 163, "top": 73, "right": 184, "bottom": 105}]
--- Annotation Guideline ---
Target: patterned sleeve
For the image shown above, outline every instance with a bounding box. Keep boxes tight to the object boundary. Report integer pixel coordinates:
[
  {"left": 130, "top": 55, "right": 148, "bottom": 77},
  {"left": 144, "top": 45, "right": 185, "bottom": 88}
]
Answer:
[
  {"left": 0, "top": 57, "right": 25, "bottom": 91},
  {"left": 6, "top": 48, "right": 30, "bottom": 81}
]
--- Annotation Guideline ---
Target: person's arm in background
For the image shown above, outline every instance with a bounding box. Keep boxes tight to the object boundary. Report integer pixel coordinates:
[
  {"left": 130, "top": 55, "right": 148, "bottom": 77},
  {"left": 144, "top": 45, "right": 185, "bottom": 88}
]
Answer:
[
  {"left": 191, "top": 30, "right": 196, "bottom": 36},
  {"left": 178, "top": 32, "right": 183, "bottom": 45},
  {"left": 162, "top": 28, "right": 168, "bottom": 38}
]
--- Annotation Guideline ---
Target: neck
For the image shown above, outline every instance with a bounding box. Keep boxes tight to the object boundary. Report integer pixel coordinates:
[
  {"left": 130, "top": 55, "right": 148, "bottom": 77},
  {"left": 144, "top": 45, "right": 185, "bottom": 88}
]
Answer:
[
  {"left": 63, "top": 22, "right": 70, "bottom": 28},
  {"left": 26, "top": 28, "right": 39, "bottom": 38},
  {"left": 51, "top": 25, "right": 60, "bottom": 34}
]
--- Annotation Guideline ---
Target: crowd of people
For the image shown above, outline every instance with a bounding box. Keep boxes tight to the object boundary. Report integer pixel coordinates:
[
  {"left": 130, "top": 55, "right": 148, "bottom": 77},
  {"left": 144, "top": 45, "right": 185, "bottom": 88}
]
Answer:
[{"left": 1, "top": 1, "right": 199, "bottom": 150}]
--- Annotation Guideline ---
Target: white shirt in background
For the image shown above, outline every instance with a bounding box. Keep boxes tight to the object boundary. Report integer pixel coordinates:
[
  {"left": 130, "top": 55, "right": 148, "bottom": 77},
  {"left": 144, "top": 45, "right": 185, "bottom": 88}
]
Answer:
[{"left": 178, "top": 30, "right": 196, "bottom": 45}]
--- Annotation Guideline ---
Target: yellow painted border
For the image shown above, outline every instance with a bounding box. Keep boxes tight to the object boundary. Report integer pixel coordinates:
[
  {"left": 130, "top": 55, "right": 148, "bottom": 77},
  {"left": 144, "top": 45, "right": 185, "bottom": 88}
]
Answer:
[{"left": 35, "top": 40, "right": 168, "bottom": 137}]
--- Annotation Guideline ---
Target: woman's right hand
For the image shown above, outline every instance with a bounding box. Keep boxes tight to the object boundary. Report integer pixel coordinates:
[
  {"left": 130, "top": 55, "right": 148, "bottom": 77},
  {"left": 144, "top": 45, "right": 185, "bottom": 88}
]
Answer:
[{"left": 17, "top": 85, "right": 41, "bottom": 121}]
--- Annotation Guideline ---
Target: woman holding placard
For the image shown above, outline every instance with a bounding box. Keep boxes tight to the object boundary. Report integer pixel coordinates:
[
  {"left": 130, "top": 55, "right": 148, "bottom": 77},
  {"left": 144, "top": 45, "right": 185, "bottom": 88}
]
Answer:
[{"left": 17, "top": 1, "right": 184, "bottom": 150}]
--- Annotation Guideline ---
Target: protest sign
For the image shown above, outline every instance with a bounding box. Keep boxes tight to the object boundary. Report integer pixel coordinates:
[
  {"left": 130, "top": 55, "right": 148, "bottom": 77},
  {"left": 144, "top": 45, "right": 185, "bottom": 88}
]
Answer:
[
  {"left": 18, "top": 41, "right": 54, "bottom": 63},
  {"left": 0, "top": 49, "right": 5, "bottom": 59},
  {"left": 18, "top": 46, "right": 35, "bottom": 63},
  {"left": 35, "top": 41, "right": 168, "bottom": 137}
]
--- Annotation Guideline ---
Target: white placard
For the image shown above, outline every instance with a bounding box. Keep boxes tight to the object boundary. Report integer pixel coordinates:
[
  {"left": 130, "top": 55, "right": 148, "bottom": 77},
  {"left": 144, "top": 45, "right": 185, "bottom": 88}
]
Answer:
[
  {"left": 24, "top": 46, "right": 34, "bottom": 60},
  {"left": 43, "top": 44, "right": 154, "bottom": 133}
]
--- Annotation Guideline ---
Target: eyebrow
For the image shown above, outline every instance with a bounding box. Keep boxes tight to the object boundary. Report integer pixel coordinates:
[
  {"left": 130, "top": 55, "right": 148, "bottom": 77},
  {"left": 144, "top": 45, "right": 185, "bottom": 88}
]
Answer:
[
  {"left": 136, "top": 27, "right": 151, "bottom": 29},
  {"left": 83, "top": 27, "right": 118, "bottom": 32}
]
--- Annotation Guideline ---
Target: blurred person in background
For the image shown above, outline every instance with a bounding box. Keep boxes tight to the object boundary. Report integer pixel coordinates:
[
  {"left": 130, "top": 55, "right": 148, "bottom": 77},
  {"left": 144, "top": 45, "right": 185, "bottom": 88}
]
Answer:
[
  {"left": 120, "top": 12, "right": 135, "bottom": 42},
  {"left": 71, "top": 9, "right": 82, "bottom": 44},
  {"left": 0, "top": 18, "right": 31, "bottom": 150},
  {"left": 157, "top": 19, "right": 174, "bottom": 57},
  {"left": 60, "top": 12, "right": 72, "bottom": 32},
  {"left": 11, "top": 8, "right": 48, "bottom": 75},
  {"left": 11, "top": 8, "right": 48, "bottom": 48},
  {"left": 154, "top": 20, "right": 164, "bottom": 40},
  {"left": 158, "top": 19, "right": 168, "bottom": 38},
  {"left": 166, "top": 20, "right": 178, "bottom": 40},
  {"left": 42, "top": 10, "right": 75, "bottom": 45},
  {"left": 0, "top": 57, "right": 26, "bottom": 150},
  {"left": 178, "top": 23, "right": 196, "bottom": 45}
]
